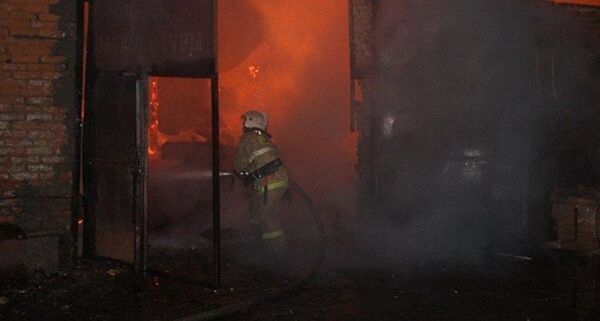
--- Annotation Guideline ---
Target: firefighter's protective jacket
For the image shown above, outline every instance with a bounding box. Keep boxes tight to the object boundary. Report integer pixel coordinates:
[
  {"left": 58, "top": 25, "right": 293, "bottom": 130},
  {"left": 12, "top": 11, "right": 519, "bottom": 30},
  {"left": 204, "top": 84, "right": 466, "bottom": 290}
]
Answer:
[
  {"left": 233, "top": 128, "right": 288, "bottom": 191},
  {"left": 234, "top": 128, "right": 288, "bottom": 246}
]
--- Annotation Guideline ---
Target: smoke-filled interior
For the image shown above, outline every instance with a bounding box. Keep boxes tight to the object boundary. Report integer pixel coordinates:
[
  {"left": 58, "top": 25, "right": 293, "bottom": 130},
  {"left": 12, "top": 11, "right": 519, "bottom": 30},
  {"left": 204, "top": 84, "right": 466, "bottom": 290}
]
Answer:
[
  {"left": 147, "top": 77, "right": 213, "bottom": 248},
  {"left": 357, "top": 0, "right": 600, "bottom": 266}
]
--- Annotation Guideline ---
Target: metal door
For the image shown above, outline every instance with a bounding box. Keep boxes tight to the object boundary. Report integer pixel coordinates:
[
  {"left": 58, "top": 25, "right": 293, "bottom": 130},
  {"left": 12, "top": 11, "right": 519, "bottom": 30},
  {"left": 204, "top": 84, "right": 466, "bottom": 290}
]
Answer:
[
  {"left": 82, "top": 0, "right": 218, "bottom": 286},
  {"left": 83, "top": 72, "right": 146, "bottom": 264}
]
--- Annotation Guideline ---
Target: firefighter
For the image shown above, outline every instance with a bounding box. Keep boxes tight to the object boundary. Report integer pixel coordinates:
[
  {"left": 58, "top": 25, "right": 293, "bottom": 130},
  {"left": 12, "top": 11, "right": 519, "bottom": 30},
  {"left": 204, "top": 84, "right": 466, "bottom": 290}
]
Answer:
[{"left": 233, "top": 110, "right": 288, "bottom": 255}]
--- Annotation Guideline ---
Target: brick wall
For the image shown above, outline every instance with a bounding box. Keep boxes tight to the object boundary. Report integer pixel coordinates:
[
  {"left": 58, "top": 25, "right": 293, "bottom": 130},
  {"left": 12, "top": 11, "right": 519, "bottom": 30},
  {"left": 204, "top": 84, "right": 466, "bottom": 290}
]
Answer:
[{"left": 0, "top": 0, "right": 77, "bottom": 267}]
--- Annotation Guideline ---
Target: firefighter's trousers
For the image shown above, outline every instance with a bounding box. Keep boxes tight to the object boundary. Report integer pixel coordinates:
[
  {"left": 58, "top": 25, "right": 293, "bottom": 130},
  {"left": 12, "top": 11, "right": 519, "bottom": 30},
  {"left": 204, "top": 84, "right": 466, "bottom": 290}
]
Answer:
[{"left": 249, "top": 185, "right": 288, "bottom": 255}]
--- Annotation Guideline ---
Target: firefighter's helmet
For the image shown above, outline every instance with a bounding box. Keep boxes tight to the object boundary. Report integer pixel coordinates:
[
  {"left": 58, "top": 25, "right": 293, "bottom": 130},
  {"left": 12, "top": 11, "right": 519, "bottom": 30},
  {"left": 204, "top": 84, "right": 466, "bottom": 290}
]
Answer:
[{"left": 242, "top": 110, "right": 268, "bottom": 130}]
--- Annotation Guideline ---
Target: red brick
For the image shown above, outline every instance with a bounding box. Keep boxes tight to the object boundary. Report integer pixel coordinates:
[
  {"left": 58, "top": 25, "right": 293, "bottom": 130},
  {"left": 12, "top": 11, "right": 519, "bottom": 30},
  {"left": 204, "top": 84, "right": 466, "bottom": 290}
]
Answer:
[
  {"left": 25, "top": 96, "right": 52, "bottom": 105},
  {"left": 37, "top": 13, "right": 59, "bottom": 22},
  {"left": 11, "top": 172, "right": 39, "bottom": 181},
  {"left": 31, "top": 21, "right": 55, "bottom": 29},
  {"left": 14, "top": 4, "right": 49, "bottom": 14},
  {"left": 38, "top": 28, "right": 63, "bottom": 39},
  {"left": 0, "top": 5, "right": 8, "bottom": 19},
  {"left": 27, "top": 147, "right": 52, "bottom": 155},
  {"left": 9, "top": 165, "right": 27, "bottom": 172},
  {"left": 14, "top": 38, "right": 55, "bottom": 46},
  {"left": 17, "top": 139, "right": 34, "bottom": 146},
  {"left": 3, "top": 63, "right": 27, "bottom": 71},
  {"left": 0, "top": 114, "right": 25, "bottom": 121},
  {"left": 27, "top": 63, "right": 55, "bottom": 72},
  {"left": 23, "top": 105, "right": 41, "bottom": 113},
  {"left": 28, "top": 164, "right": 52, "bottom": 172},
  {"left": 0, "top": 130, "right": 26, "bottom": 138},
  {"left": 48, "top": 123, "right": 64, "bottom": 130},
  {"left": 15, "top": 44, "right": 53, "bottom": 56},
  {"left": 27, "top": 79, "right": 51, "bottom": 87},
  {"left": 32, "top": 139, "right": 50, "bottom": 146},
  {"left": 10, "top": 156, "right": 27, "bottom": 164},
  {"left": 41, "top": 155, "right": 63, "bottom": 163},
  {"left": 0, "top": 96, "right": 24, "bottom": 104},
  {"left": 13, "top": 71, "right": 58, "bottom": 80},
  {"left": 20, "top": 86, "right": 51, "bottom": 97},
  {"left": 12, "top": 55, "right": 40, "bottom": 63},
  {"left": 1, "top": 36, "right": 15, "bottom": 45},
  {"left": 7, "top": 19, "right": 34, "bottom": 37},
  {"left": 1, "top": 0, "right": 72, "bottom": 252},
  {"left": 39, "top": 55, "right": 63, "bottom": 63},
  {"left": 0, "top": 79, "right": 22, "bottom": 95},
  {"left": 27, "top": 130, "right": 53, "bottom": 139},
  {"left": 12, "top": 121, "right": 45, "bottom": 130},
  {"left": 9, "top": 11, "right": 36, "bottom": 20},
  {"left": 26, "top": 113, "right": 52, "bottom": 121}
]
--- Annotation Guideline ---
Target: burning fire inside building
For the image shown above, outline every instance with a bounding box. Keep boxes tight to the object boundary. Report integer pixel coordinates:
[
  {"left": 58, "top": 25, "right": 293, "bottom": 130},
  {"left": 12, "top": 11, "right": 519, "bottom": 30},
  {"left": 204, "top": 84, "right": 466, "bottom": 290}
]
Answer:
[{"left": 1, "top": 0, "right": 600, "bottom": 320}]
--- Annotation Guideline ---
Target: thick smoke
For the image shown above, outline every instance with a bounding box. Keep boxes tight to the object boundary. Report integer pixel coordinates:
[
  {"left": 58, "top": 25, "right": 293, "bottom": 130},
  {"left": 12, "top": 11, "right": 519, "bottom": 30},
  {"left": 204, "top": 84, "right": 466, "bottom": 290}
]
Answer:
[{"left": 352, "top": 0, "right": 599, "bottom": 267}]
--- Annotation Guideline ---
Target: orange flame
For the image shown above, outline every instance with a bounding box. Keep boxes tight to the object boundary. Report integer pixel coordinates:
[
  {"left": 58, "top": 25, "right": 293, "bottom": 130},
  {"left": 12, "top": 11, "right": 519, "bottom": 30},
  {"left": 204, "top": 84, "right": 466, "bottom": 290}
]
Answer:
[
  {"left": 248, "top": 65, "right": 260, "bottom": 78},
  {"left": 148, "top": 78, "right": 160, "bottom": 157}
]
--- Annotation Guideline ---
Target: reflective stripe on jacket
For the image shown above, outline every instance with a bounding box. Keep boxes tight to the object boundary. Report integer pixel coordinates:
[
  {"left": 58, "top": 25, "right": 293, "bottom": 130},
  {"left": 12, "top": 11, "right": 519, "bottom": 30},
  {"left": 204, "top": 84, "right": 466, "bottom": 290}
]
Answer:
[
  {"left": 262, "top": 229, "right": 284, "bottom": 240},
  {"left": 234, "top": 129, "right": 288, "bottom": 190}
]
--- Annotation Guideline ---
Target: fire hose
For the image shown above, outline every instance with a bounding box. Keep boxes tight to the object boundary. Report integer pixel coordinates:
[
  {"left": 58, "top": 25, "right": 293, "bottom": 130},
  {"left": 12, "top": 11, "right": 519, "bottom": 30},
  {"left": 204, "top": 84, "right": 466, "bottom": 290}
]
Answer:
[{"left": 171, "top": 175, "right": 326, "bottom": 321}]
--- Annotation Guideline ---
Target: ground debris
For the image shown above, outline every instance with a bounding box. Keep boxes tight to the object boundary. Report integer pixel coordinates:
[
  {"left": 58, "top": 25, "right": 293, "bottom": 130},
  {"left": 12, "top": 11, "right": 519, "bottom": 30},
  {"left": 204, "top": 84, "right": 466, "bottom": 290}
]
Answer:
[
  {"left": 1, "top": 252, "right": 599, "bottom": 320},
  {"left": 106, "top": 269, "right": 120, "bottom": 277}
]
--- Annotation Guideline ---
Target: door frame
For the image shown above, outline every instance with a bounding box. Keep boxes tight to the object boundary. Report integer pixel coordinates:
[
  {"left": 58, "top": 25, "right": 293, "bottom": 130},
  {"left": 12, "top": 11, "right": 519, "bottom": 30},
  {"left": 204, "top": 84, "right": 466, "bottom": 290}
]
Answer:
[{"left": 79, "top": 0, "right": 220, "bottom": 288}]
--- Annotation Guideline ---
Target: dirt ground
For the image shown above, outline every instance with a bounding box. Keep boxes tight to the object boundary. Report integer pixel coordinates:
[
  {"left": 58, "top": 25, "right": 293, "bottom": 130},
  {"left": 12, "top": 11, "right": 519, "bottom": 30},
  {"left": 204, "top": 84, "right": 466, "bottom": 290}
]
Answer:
[{"left": 1, "top": 246, "right": 599, "bottom": 321}]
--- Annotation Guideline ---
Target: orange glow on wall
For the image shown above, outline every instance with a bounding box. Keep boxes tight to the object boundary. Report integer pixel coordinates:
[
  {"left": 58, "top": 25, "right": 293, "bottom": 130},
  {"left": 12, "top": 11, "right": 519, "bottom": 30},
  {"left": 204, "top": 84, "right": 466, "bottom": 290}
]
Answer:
[{"left": 550, "top": 0, "right": 600, "bottom": 6}]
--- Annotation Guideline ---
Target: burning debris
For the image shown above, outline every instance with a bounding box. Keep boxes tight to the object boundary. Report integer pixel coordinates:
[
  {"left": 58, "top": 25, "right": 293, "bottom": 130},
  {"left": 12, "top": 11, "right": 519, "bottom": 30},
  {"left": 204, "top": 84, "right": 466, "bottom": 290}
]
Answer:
[
  {"left": 148, "top": 78, "right": 161, "bottom": 157},
  {"left": 248, "top": 65, "right": 261, "bottom": 79}
]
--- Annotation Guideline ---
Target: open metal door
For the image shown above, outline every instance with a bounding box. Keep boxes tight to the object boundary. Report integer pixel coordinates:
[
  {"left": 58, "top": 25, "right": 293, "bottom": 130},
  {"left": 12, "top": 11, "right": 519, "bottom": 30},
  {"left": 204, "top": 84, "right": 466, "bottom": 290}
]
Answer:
[{"left": 83, "top": 0, "right": 218, "bottom": 287}]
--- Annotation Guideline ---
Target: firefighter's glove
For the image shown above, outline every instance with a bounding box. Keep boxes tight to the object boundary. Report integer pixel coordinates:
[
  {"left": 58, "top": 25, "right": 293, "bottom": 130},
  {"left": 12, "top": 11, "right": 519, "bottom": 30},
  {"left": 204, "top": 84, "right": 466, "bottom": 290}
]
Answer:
[{"left": 237, "top": 171, "right": 253, "bottom": 186}]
